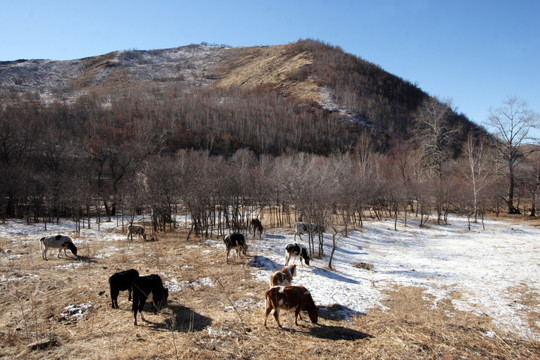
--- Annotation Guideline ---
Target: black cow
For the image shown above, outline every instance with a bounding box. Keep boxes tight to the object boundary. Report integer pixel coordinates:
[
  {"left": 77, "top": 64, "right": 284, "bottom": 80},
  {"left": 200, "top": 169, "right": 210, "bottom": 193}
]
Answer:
[
  {"left": 285, "top": 243, "right": 311, "bottom": 266},
  {"left": 132, "top": 274, "right": 169, "bottom": 325},
  {"left": 109, "top": 269, "right": 139, "bottom": 309},
  {"left": 223, "top": 233, "right": 248, "bottom": 263}
]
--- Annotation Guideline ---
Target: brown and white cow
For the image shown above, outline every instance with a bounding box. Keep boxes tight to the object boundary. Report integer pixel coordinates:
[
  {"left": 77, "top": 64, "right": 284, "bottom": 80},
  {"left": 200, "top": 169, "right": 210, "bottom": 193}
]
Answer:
[
  {"left": 264, "top": 285, "right": 319, "bottom": 328},
  {"left": 269, "top": 264, "right": 296, "bottom": 287}
]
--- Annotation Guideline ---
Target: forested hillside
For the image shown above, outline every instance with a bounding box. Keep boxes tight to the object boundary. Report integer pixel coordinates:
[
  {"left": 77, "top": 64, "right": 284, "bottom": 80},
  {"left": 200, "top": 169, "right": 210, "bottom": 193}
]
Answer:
[{"left": 1, "top": 39, "right": 533, "bottom": 229}]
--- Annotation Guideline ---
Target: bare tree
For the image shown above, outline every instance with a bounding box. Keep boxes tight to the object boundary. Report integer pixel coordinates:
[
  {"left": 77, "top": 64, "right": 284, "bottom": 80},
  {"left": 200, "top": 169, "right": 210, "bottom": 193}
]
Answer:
[
  {"left": 485, "top": 97, "right": 539, "bottom": 214},
  {"left": 412, "top": 97, "right": 460, "bottom": 224},
  {"left": 461, "top": 133, "right": 499, "bottom": 221}
]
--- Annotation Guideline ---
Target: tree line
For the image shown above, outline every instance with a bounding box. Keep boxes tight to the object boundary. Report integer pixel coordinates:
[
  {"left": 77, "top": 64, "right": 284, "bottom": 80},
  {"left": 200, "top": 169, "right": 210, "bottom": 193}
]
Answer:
[{"left": 1, "top": 62, "right": 539, "bottom": 240}]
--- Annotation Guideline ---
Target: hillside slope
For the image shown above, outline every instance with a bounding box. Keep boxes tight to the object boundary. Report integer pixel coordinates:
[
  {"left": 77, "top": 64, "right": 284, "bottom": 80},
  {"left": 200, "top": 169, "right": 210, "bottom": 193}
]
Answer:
[{"left": 0, "top": 40, "right": 482, "bottom": 154}]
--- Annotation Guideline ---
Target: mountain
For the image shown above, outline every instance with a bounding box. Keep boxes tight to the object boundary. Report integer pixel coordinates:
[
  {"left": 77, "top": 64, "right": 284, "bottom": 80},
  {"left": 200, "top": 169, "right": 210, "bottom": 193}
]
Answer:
[{"left": 0, "top": 39, "right": 483, "bottom": 155}]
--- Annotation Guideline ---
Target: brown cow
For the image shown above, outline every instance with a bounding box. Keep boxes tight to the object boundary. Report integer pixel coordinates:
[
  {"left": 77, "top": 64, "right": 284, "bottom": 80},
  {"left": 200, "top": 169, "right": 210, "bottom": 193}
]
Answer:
[
  {"left": 250, "top": 218, "right": 264, "bottom": 239},
  {"left": 264, "top": 285, "right": 319, "bottom": 328},
  {"left": 269, "top": 264, "right": 296, "bottom": 287}
]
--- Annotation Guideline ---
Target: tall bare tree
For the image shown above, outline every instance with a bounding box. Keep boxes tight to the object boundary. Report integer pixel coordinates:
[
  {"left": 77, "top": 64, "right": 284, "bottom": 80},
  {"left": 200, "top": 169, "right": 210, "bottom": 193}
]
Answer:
[
  {"left": 485, "top": 97, "right": 539, "bottom": 214},
  {"left": 413, "top": 97, "right": 459, "bottom": 224},
  {"left": 461, "top": 133, "right": 498, "bottom": 221}
]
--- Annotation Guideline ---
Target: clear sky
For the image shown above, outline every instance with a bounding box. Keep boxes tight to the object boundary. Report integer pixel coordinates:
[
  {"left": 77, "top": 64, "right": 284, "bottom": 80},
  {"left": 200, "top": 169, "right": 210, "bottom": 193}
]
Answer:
[{"left": 1, "top": 0, "right": 539, "bottom": 130}]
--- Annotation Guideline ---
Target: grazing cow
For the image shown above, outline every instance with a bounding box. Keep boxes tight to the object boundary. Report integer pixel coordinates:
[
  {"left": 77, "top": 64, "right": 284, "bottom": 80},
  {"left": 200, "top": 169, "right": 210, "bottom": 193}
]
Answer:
[
  {"left": 269, "top": 264, "right": 297, "bottom": 287},
  {"left": 40, "top": 235, "right": 78, "bottom": 260},
  {"left": 294, "top": 222, "right": 325, "bottom": 242},
  {"left": 109, "top": 269, "right": 139, "bottom": 309},
  {"left": 264, "top": 285, "right": 319, "bottom": 328},
  {"left": 127, "top": 224, "right": 146, "bottom": 241},
  {"left": 223, "top": 233, "right": 248, "bottom": 263},
  {"left": 285, "top": 243, "right": 310, "bottom": 266},
  {"left": 132, "top": 274, "right": 169, "bottom": 325},
  {"left": 250, "top": 218, "right": 263, "bottom": 239}
]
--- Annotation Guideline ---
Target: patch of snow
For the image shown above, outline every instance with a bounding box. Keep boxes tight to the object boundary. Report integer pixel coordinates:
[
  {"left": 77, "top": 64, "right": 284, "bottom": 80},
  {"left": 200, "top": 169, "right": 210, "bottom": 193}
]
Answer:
[
  {"left": 249, "top": 215, "right": 540, "bottom": 340},
  {"left": 55, "top": 262, "right": 84, "bottom": 270},
  {"left": 1, "top": 214, "right": 538, "bottom": 340},
  {"left": 61, "top": 303, "right": 92, "bottom": 322},
  {"left": 165, "top": 277, "right": 215, "bottom": 292}
]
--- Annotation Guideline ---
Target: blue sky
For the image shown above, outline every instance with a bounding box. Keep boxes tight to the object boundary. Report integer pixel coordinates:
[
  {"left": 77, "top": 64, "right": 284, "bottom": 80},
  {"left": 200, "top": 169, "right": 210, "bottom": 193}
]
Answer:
[{"left": 1, "top": 0, "right": 539, "bottom": 130}]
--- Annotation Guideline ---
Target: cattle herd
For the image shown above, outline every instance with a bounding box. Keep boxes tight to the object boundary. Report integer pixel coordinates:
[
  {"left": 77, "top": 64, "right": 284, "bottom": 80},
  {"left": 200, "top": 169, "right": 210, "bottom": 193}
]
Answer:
[{"left": 38, "top": 220, "right": 323, "bottom": 329}]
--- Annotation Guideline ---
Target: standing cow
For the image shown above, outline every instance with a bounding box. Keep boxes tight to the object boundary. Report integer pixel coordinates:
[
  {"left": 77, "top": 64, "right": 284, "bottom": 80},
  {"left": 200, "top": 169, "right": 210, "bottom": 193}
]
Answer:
[
  {"left": 132, "top": 274, "right": 169, "bottom": 325},
  {"left": 264, "top": 285, "right": 319, "bottom": 328},
  {"left": 250, "top": 218, "right": 264, "bottom": 239},
  {"left": 40, "top": 235, "right": 78, "bottom": 260},
  {"left": 294, "top": 222, "right": 325, "bottom": 242},
  {"left": 223, "top": 233, "right": 248, "bottom": 263},
  {"left": 285, "top": 243, "right": 311, "bottom": 266},
  {"left": 127, "top": 224, "right": 146, "bottom": 241},
  {"left": 109, "top": 269, "right": 140, "bottom": 309}
]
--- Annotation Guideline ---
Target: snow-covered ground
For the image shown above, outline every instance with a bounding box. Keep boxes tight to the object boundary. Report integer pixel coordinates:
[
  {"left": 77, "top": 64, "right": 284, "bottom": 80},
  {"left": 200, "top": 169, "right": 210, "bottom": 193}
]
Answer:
[
  {"left": 1, "top": 214, "right": 538, "bottom": 340},
  {"left": 249, "top": 215, "right": 540, "bottom": 341}
]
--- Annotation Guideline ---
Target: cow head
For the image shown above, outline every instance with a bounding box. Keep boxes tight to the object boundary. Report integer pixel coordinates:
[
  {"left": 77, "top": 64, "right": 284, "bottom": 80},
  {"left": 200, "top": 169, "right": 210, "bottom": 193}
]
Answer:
[
  {"left": 301, "top": 248, "right": 310, "bottom": 265},
  {"left": 65, "top": 242, "right": 78, "bottom": 257},
  {"left": 307, "top": 305, "right": 319, "bottom": 324}
]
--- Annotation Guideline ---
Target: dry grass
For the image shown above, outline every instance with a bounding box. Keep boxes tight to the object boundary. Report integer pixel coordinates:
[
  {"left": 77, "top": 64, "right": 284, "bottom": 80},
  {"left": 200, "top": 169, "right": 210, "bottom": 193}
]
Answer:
[
  {"left": 0, "top": 227, "right": 538, "bottom": 359},
  {"left": 215, "top": 43, "right": 322, "bottom": 102}
]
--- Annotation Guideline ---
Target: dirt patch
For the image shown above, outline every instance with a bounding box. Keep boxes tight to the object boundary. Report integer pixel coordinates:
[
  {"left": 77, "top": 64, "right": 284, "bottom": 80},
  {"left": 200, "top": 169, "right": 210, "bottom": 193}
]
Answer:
[{"left": 215, "top": 43, "right": 321, "bottom": 102}]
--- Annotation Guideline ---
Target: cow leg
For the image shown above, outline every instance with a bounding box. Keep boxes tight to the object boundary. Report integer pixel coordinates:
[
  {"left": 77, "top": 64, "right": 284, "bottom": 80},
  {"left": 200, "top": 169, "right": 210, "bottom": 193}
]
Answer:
[
  {"left": 111, "top": 289, "right": 119, "bottom": 308},
  {"left": 128, "top": 288, "right": 132, "bottom": 302},
  {"left": 296, "top": 306, "right": 304, "bottom": 323},
  {"left": 226, "top": 249, "right": 230, "bottom": 264},
  {"left": 285, "top": 252, "right": 290, "bottom": 266},
  {"left": 42, "top": 247, "right": 48, "bottom": 260},
  {"left": 264, "top": 298, "right": 274, "bottom": 327},
  {"left": 133, "top": 294, "right": 141, "bottom": 325},
  {"left": 134, "top": 299, "right": 147, "bottom": 326},
  {"left": 273, "top": 307, "right": 282, "bottom": 328},
  {"left": 57, "top": 248, "right": 62, "bottom": 258},
  {"left": 140, "top": 310, "right": 147, "bottom": 323}
]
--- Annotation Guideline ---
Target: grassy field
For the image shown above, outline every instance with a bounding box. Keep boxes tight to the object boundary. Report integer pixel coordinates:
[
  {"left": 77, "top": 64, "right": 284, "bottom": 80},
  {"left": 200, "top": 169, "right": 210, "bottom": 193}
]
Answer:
[{"left": 0, "top": 225, "right": 539, "bottom": 359}]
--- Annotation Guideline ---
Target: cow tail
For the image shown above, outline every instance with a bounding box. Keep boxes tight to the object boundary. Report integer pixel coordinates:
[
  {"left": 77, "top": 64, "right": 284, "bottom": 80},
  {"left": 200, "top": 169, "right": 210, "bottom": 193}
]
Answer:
[{"left": 39, "top": 238, "right": 44, "bottom": 250}]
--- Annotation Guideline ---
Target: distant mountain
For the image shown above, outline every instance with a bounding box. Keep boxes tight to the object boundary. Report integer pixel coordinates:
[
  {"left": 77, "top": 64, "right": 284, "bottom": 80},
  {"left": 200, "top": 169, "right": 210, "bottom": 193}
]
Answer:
[{"left": 0, "top": 40, "right": 484, "bottom": 155}]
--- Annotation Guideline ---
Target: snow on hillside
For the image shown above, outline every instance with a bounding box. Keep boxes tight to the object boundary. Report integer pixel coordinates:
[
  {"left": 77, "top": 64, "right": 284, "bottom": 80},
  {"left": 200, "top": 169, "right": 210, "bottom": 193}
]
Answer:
[
  {"left": 0, "top": 214, "right": 538, "bottom": 340},
  {"left": 0, "top": 44, "right": 229, "bottom": 97}
]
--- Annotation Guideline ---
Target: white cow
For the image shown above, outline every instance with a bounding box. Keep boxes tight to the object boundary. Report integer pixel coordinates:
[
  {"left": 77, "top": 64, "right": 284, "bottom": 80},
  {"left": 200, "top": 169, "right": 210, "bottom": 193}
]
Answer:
[
  {"left": 40, "top": 235, "right": 78, "bottom": 260},
  {"left": 127, "top": 224, "right": 146, "bottom": 241},
  {"left": 294, "top": 222, "right": 325, "bottom": 242}
]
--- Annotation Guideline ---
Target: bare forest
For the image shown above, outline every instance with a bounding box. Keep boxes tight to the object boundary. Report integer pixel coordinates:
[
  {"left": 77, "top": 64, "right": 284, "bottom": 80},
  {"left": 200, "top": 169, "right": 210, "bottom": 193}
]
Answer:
[{"left": 1, "top": 40, "right": 538, "bottom": 237}]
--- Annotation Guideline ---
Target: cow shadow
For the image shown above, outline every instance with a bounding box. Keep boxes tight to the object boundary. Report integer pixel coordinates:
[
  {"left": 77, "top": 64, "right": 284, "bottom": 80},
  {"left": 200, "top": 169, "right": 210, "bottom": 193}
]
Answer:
[
  {"left": 311, "top": 266, "right": 359, "bottom": 284},
  {"left": 310, "top": 324, "right": 372, "bottom": 341},
  {"left": 264, "top": 234, "right": 285, "bottom": 240},
  {"left": 76, "top": 255, "right": 97, "bottom": 263},
  {"left": 250, "top": 255, "right": 282, "bottom": 271},
  {"left": 160, "top": 305, "right": 212, "bottom": 332}
]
